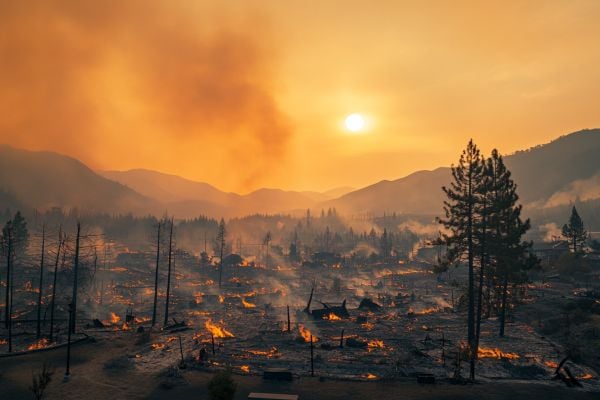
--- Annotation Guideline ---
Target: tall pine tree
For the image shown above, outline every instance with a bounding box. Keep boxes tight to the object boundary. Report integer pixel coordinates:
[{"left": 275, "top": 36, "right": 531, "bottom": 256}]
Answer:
[
  {"left": 439, "top": 140, "right": 485, "bottom": 381},
  {"left": 562, "top": 206, "right": 588, "bottom": 253}
]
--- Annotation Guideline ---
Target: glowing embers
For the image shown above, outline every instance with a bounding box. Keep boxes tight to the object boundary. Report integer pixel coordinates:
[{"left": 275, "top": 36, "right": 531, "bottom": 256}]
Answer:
[
  {"left": 205, "top": 319, "right": 234, "bottom": 338},
  {"left": 477, "top": 347, "right": 520, "bottom": 360},
  {"left": 297, "top": 324, "right": 317, "bottom": 342},
  {"left": 323, "top": 312, "right": 342, "bottom": 321},
  {"left": 241, "top": 298, "right": 256, "bottom": 308},
  {"left": 407, "top": 306, "right": 440, "bottom": 316},
  {"left": 246, "top": 347, "right": 278, "bottom": 358},
  {"left": 363, "top": 373, "right": 378, "bottom": 379},
  {"left": 151, "top": 343, "right": 165, "bottom": 350},
  {"left": 110, "top": 312, "right": 121, "bottom": 324},
  {"left": 240, "top": 365, "right": 250, "bottom": 373},
  {"left": 367, "top": 340, "right": 384, "bottom": 351},
  {"left": 28, "top": 338, "right": 50, "bottom": 350}
]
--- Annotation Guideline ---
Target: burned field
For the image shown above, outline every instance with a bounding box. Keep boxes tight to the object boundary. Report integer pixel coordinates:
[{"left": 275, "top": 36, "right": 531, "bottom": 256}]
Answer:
[{"left": 2, "top": 253, "right": 598, "bottom": 394}]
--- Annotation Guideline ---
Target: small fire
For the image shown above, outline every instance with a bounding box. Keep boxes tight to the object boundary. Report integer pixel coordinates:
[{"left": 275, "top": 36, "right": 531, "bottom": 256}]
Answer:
[
  {"left": 478, "top": 347, "right": 520, "bottom": 360},
  {"left": 0, "top": 339, "right": 7, "bottom": 345},
  {"left": 218, "top": 295, "right": 225, "bottom": 304},
  {"left": 368, "top": 340, "right": 384, "bottom": 350},
  {"left": 408, "top": 307, "right": 440, "bottom": 315},
  {"left": 194, "top": 292, "right": 203, "bottom": 304},
  {"left": 205, "top": 319, "right": 234, "bottom": 338},
  {"left": 135, "top": 316, "right": 151, "bottom": 324},
  {"left": 121, "top": 323, "right": 131, "bottom": 331},
  {"left": 240, "top": 365, "right": 250, "bottom": 373},
  {"left": 364, "top": 373, "right": 378, "bottom": 379},
  {"left": 151, "top": 343, "right": 165, "bottom": 350},
  {"left": 242, "top": 298, "right": 256, "bottom": 308},
  {"left": 579, "top": 373, "right": 593, "bottom": 379},
  {"left": 298, "top": 324, "right": 317, "bottom": 342},
  {"left": 361, "top": 322, "right": 375, "bottom": 331},
  {"left": 544, "top": 360, "right": 558, "bottom": 368},
  {"left": 28, "top": 338, "right": 50, "bottom": 351},
  {"left": 110, "top": 312, "right": 121, "bottom": 324},
  {"left": 323, "top": 312, "right": 342, "bottom": 321},
  {"left": 247, "top": 347, "right": 278, "bottom": 357}
]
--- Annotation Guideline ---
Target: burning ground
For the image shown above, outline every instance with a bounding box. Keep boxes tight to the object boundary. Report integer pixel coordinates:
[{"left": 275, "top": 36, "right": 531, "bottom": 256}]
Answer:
[{"left": 2, "top": 256, "right": 599, "bottom": 399}]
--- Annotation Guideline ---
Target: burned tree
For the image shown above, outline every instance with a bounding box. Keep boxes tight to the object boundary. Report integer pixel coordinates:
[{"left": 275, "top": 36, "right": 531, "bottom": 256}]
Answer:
[
  {"left": 164, "top": 217, "right": 174, "bottom": 327},
  {"left": 36, "top": 224, "right": 46, "bottom": 339},
  {"left": 562, "top": 206, "right": 588, "bottom": 253},
  {"left": 2, "top": 211, "right": 29, "bottom": 329},
  {"left": 70, "top": 222, "right": 81, "bottom": 334},
  {"left": 49, "top": 226, "right": 65, "bottom": 341},
  {"left": 216, "top": 218, "right": 226, "bottom": 288},
  {"left": 151, "top": 220, "right": 161, "bottom": 327}
]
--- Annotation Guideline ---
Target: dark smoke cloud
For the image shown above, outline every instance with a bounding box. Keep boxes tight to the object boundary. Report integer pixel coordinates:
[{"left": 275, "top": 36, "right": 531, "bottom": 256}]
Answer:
[{"left": 0, "top": 1, "right": 292, "bottom": 192}]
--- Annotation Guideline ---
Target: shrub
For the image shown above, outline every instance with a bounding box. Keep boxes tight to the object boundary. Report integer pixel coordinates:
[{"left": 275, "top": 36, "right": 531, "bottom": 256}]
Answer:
[{"left": 207, "top": 369, "right": 237, "bottom": 400}]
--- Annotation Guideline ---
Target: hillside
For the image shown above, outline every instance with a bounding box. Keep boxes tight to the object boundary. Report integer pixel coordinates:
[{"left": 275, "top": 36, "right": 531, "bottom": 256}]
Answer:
[
  {"left": 0, "top": 146, "right": 157, "bottom": 215},
  {"left": 325, "top": 129, "right": 600, "bottom": 216}
]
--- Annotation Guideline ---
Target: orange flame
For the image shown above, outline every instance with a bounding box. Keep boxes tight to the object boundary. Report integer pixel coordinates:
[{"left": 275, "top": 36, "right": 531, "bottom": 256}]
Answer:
[
  {"left": 364, "top": 373, "right": 378, "bottom": 379},
  {"left": 242, "top": 298, "right": 256, "bottom": 308},
  {"left": 478, "top": 347, "right": 520, "bottom": 360},
  {"left": 110, "top": 312, "right": 121, "bottom": 324},
  {"left": 247, "top": 347, "right": 278, "bottom": 357},
  {"left": 408, "top": 307, "right": 440, "bottom": 315},
  {"left": 368, "top": 340, "right": 384, "bottom": 350},
  {"left": 323, "top": 312, "right": 342, "bottom": 321},
  {"left": 298, "top": 324, "right": 317, "bottom": 342},
  {"left": 151, "top": 343, "right": 165, "bottom": 350},
  {"left": 194, "top": 292, "right": 203, "bottom": 304},
  {"left": 240, "top": 365, "right": 250, "bottom": 373},
  {"left": 579, "top": 373, "right": 593, "bottom": 379},
  {"left": 205, "top": 319, "right": 234, "bottom": 338},
  {"left": 28, "top": 338, "right": 50, "bottom": 350},
  {"left": 544, "top": 360, "right": 558, "bottom": 368}
]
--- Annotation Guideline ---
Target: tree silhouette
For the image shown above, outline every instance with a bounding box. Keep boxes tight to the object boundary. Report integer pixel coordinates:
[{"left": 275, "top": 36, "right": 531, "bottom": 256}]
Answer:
[{"left": 562, "top": 206, "right": 588, "bottom": 253}]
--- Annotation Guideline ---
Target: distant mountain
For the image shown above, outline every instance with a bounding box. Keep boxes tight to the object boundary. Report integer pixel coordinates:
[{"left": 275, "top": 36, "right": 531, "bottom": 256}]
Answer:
[
  {"left": 1, "top": 129, "right": 598, "bottom": 221},
  {"left": 0, "top": 145, "right": 157, "bottom": 215},
  {"left": 325, "top": 129, "right": 600, "bottom": 217},
  {"left": 100, "top": 169, "right": 350, "bottom": 218}
]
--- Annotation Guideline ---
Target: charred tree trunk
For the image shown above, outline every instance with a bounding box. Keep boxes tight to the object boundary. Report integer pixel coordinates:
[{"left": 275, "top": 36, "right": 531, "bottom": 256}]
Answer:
[
  {"left": 6, "top": 225, "right": 13, "bottom": 351},
  {"left": 49, "top": 227, "right": 63, "bottom": 341},
  {"left": 474, "top": 200, "right": 487, "bottom": 365},
  {"left": 151, "top": 222, "right": 161, "bottom": 327},
  {"left": 70, "top": 223, "right": 81, "bottom": 334},
  {"left": 36, "top": 224, "right": 46, "bottom": 339},
  {"left": 163, "top": 218, "right": 174, "bottom": 327},
  {"left": 4, "top": 224, "right": 12, "bottom": 329},
  {"left": 499, "top": 272, "right": 509, "bottom": 337},
  {"left": 467, "top": 169, "right": 475, "bottom": 381}
]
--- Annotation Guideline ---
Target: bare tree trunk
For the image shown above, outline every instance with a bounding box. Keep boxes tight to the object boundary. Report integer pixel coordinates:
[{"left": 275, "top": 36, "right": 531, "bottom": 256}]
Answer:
[
  {"left": 49, "top": 227, "right": 63, "bottom": 341},
  {"left": 467, "top": 169, "right": 475, "bottom": 381},
  {"left": 4, "top": 225, "right": 12, "bottom": 329},
  {"left": 163, "top": 218, "right": 174, "bottom": 327},
  {"left": 70, "top": 223, "right": 80, "bottom": 334},
  {"left": 6, "top": 225, "right": 13, "bottom": 351},
  {"left": 218, "top": 237, "right": 224, "bottom": 288},
  {"left": 36, "top": 224, "right": 46, "bottom": 339},
  {"left": 151, "top": 222, "right": 161, "bottom": 327},
  {"left": 474, "top": 200, "right": 487, "bottom": 367},
  {"left": 499, "top": 273, "right": 509, "bottom": 337}
]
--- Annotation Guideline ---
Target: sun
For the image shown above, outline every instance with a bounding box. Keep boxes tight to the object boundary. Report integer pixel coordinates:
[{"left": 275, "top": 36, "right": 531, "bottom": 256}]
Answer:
[{"left": 345, "top": 113, "right": 365, "bottom": 132}]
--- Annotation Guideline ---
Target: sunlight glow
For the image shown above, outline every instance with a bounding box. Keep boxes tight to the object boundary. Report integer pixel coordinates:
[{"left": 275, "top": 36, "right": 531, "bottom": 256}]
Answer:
[{"left": 345, "top": 113, "right": 365, "bottom": 132}]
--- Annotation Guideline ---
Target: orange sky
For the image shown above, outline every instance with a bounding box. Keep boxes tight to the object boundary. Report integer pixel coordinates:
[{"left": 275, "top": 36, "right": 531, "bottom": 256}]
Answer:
[{"left": 1, "top": 1, "right": 599, "bottom": 193}]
